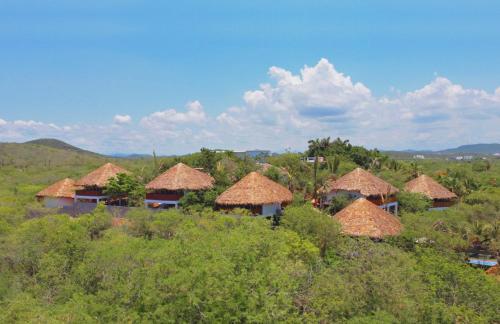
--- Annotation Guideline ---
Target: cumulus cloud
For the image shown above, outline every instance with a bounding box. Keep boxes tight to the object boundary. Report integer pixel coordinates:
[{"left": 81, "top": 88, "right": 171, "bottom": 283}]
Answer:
[
  {"left": 215, "top": 59, "right": 500, "bottom": 150},
  {"left": 1, "top": 59, "right": 499, "bottom": 153},
  {"left": 113, "top": 114, "right": 132, "bottom": 124},
  {"left": 140, "top": 101, "right": 206, "bottom": 129}
]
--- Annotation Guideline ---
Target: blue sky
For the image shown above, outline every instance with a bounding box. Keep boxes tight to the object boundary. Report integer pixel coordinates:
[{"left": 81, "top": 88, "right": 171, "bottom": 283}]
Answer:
[{"left": 0, "top": 1, "right": 499, "bottom": 154}]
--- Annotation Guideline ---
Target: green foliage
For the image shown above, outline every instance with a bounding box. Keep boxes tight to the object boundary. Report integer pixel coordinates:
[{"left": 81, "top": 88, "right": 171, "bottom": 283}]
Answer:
[
  {"left": 263, "top": 165, "right": 281, "bottom": 182},
  {"left": 398, "top": 192, "right": 432, "bottom": 213},
  {"left": 76, "top": 204, "right": 113, "bottom": 240},
  {"left": 415, "top": 248, "right": 500, "bottom": 323},
  {"left": 267, "top": 152, "right": 311, "bottom": 193},
  {"left": 306, "top": 239, "right": 426, "bottom": 322},
  {"left": 463, "top": 188, "right": 500, "bottom": 208},
  {"left": 438, "top": 169, "right": 480, "bottom": 197},
  {"left": 472, "top": 159, "right": 491, "bottom": 172},
  {"left": 306, "top": 137, "right": 387, "bottom": 170},
  {"left": 104, "top": 173, "right": 145, "bottom": 207},
  {"left": 326, "top": 193, "right": 352, "bottom": 214},
  {"left": 325, "top": 155, "right": 341, "bottom": 174},
  {"left": 282, "top": 205, "right": 341, "bottom": 257},
  {"left": 1, "top": 139, "right": 500, "bottom": 322},
  {"left": 178, "top": 189, "right": 220, "bottom": 211},
  {"left": 196, "top": 147, "right": 218, "bottom": 174}
]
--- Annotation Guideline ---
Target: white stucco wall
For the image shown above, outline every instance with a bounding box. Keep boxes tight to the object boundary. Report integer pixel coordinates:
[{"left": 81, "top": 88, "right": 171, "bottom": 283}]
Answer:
[{"left": 43, "top": 197, "right": 74, "bottom": 208}]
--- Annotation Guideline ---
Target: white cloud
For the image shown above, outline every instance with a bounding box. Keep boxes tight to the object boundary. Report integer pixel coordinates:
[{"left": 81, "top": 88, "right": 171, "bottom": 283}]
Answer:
[
  {"left": 113, "top": 114, "right": 132, "bottom": 124},
  {"left": 215, "top": 59, "right": 500, "bottom": 151},
  {"left": 140, "top": 101, "right": 206, "bottom": 129},
  {"left": 1, "top": 59, "right": 499, "bottom": 153}
]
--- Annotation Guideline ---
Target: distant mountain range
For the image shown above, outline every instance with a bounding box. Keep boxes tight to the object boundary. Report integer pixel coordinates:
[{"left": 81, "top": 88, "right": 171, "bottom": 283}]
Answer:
[
  {"left": 438, "top": 144, "right": 500, "bottom": 154},
  {"left": 2, "top": 138, "right": 499, "bottom": 157},
  {"left": 388, "top": 143, "right": 500, "bottom": 156},
  {"left": 109, "top": 153, "right": 153, "bottom": 159}
]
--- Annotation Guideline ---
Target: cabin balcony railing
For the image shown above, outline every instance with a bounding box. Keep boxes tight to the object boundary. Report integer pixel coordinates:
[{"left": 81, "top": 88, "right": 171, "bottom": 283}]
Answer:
[{"left": 145, "top": 193, "right": 183, "bottom": 201}]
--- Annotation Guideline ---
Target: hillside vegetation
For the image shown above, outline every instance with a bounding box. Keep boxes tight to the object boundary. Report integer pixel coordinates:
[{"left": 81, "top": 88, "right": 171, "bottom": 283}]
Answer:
[
  {"left": 0, "top": 142, "right": 104, "bottom": 169},
  {"left": 24, "top": 138, "right": 99, "bottom": 155},
  {"left": 0, "top": 138, "right": 499, "bottom": 323}
]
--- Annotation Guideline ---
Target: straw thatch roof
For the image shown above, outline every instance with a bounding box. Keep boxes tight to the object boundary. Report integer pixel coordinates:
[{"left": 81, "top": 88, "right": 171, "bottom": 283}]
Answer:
[
  {"left": 146, "top": 162, "right": 215, "bottom": 191},
  {"left": 334, "top": 198, "right": 402, "bottom": 238},
  {"left": 216, "top": 171, "right": 292, "bottom": 206},
  {"left": 36, "top": 178, "right": 76, "bottom": 199},
  {"left": 76, "top": 163, "right": 129, "bottom": 188},
  {"left": 404, "top": 174, "right": 457, "bottom": 200},
  {"left": 486, "top": 265, "right": 500, "bottom": 280},
  {"left": 326, "top": 167, "right": 398, "bottom": 197}
]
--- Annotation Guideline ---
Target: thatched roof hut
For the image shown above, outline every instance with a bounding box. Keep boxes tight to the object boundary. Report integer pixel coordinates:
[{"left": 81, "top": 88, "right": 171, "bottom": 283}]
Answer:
[
  {"left": 75, "top": 163, "right": 129, "bottom": 188},
  {"left": 36, "top": 178, "right": 76, "bottom": 199},
  {"left": 146, "top": 163, "right": 215, "bottom": 191},
  {"left": 404, "top": 175, "right": 457, "bottom": 200},
  {"left": 327, "top": 167, "right": 399, "bottom": 197},
  {"left": 334, "top": 198, "right": 402, "bottom": 239},
  {"left": 216, "top": 171, "right": 292, "bottom": 207}
]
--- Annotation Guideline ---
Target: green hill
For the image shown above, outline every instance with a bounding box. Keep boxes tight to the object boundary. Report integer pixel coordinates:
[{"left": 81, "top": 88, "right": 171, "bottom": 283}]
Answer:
[
  {"left": 0, "top": 142, "right": 105, "bottom": 168},
  {"left": 24, "top": 138, "right": 100, "bottom": 155}
]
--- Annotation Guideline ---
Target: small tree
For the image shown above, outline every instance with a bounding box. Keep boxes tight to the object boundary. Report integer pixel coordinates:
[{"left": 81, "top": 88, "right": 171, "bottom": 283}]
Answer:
[
  {"left": 264, "top": 166, "right": 281, "bottom": 182},
  {"left": 281, "top": 205, "right": 341, "bottom": 258},
  {"left": 326, "top": 193, "right": 352, "bottom": 215},
  {"left": 104, "top": 173, "right": 145, "bottom": 207},
  {"left": 398, "top": 192, "right": 432, "bottom": 213},
  {"left": 179, "top": 189, "right": 219, "bottom": 209},
  {"left": 198, "top": 148, "right": 217, "bottom": 174}
]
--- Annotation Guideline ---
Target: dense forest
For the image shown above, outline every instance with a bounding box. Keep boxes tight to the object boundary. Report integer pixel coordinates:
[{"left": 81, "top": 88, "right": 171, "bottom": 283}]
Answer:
[{"left": 0, "top": 138, "right": 499, "bottom": 323}]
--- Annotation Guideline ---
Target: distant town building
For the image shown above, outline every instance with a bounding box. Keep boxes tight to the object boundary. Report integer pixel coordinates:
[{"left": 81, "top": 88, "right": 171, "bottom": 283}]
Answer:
[
  {"left": 413, "top": 154, "right": 425, "bottom": 159},
  {"left": 214, "top": 149, "right": 271, "bottom": 159},
  {"left": 234, "top": 150, "right": 271, "bottom": 159},
  {"left": 302, "top": 156, "right": 325, "bottom": 163}
]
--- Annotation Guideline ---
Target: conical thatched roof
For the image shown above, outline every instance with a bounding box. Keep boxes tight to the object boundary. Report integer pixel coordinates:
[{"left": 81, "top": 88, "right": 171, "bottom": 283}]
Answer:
[
  {"left": 146, "top": 163, "right": 215, "bottom": 191},
  {"left": 327, "top": 167, "right": 398, "bottom": 197},
  {"left": 216, "top": 172, "right": 292, "bottom": 206},
  {"left": 75, "top": 163, "right": 129, "bottom": 188},
  {"left": 334, "top": 198, "right": 402, "bottom": 238},
  {"left": 404, "top": 175, "right": 457, "bottom": 200},
  {"left": 36, "top": 178, "right": 76, "bottom": 199}
]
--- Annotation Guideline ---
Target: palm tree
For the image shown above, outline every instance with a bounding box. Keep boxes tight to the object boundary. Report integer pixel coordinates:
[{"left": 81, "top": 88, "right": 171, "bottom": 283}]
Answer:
[
  {"left": 326, "top": 155, "right": 340, "bottom": 174},
  {"left": 409, "top": 162, "right": 422, "bottom": 179},
  {"left": 307, "top": 138, "right": 322, "bottom": 200}
]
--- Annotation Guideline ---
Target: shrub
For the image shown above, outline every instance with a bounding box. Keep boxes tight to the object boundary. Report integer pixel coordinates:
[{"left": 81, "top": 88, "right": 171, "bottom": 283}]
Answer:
[
  {"left": 282, "top": 205, "right": 341, "bottom": 257},
  {"left": 326, "top": 193, "right": 352, "bottom": 214},
  {"left": 398, "top": 192, "right": 432, "bottom": 213}
]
